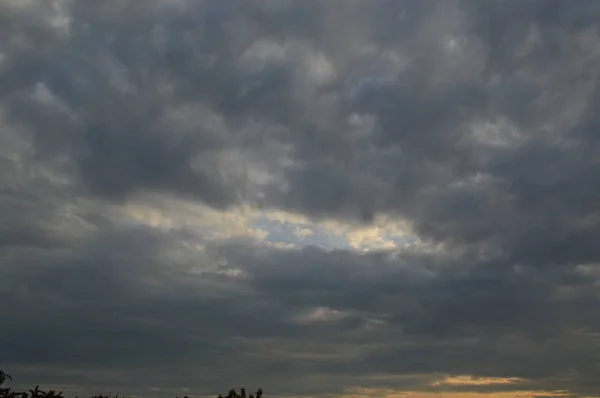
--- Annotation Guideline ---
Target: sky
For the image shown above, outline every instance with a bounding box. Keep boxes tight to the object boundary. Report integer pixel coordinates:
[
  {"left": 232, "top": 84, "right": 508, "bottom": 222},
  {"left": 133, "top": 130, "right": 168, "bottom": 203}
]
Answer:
[{"left": 2, "top": 0, "right": 600, "bottom": 397}]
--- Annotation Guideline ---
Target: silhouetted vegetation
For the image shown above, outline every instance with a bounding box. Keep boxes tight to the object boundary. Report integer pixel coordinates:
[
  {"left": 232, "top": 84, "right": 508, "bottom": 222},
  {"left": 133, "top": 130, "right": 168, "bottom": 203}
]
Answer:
[
  {"left": 0, "top": 367, "right": 11, "bottom": 387},
  {"left": 1, "top": 369, "right": 63, "bottom": 398},
  {"left": 1, "top": 366, "right": 262, "bottom": 398},
  {"left": 216, "top": 388, "right": 263, "bottom": 398}
]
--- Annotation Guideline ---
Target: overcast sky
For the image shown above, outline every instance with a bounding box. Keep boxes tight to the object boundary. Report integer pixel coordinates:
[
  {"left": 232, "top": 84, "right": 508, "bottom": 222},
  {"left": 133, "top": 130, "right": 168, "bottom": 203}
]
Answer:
[{"left": 2, "top": 1, "right": 600, "bottom": 397}]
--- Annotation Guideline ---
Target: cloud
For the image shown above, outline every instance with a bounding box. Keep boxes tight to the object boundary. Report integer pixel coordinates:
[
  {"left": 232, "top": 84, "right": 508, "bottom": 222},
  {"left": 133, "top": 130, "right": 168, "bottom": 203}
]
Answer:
[{"left": 3, "top": 1, "right": 600, "bottom": 398}]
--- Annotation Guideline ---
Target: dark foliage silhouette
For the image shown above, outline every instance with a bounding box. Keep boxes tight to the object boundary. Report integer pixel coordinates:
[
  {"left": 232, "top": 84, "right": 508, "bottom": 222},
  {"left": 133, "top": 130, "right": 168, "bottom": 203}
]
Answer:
[
  {"left": 0, "top": 366, "right": 11, "bottom": 387},
  {"left": 0, "top": 380, "right": 63, "bottom": 398},
  {"left": 1, "top": 367, "right": 262, "bottom": 398},
  {"left": 217, "top": 388, "right": 263, "bottom": 398},
  {"left": 1, "top": 368, "right": 64, "bottom": 398}
]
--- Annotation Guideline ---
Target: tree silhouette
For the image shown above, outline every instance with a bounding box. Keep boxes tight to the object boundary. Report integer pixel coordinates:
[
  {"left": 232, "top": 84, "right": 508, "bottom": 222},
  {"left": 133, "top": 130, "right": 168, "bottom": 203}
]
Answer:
[
  {"left": 0, "top": 366, "right": 63, "bottom": 398},
  {"left": 217, "top": 388, "right": 263, "bottom": 398},
  {"left": 1, "top": 366, "right": 262, "bottom": 398},
  {"left": 0, "top": 365, "right": 11, "bottom": 387}
]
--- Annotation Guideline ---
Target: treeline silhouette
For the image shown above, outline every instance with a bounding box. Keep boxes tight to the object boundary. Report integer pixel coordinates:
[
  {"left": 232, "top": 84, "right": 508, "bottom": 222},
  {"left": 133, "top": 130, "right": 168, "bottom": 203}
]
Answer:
[
  {"left": 1, "top": 367, "right": 262, "bottom": 398},
  {"left": 217, "top": 388, "right": 263, "bottom": 398}
]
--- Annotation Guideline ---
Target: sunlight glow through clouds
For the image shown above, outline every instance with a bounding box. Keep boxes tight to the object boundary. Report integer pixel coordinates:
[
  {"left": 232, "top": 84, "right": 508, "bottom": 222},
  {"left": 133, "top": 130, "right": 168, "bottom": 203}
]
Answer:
[
  {"left": 342, "top": 386, "right": 572, "bottom": 398},
  {"left": 123, "top": 195, "right": 418, "bottom": 252},
  {"left": 341, "top": 391, "right": 572, "bottom": 398},
  {"left": 431, "top": 375, "right": 525, "bottom": 387}
]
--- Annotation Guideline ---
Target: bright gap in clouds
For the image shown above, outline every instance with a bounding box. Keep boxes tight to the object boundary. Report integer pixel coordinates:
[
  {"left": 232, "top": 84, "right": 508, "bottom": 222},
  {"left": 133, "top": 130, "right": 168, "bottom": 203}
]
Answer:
[{"left": 124, "top": 195, "right": 419, "bottom": 253}]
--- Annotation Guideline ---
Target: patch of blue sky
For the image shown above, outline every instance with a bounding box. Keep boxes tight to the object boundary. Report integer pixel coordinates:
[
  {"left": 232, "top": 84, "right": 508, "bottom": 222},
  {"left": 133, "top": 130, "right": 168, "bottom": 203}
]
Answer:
[{"left": 250, "top": 217, "right": 351, "bottom": 250}]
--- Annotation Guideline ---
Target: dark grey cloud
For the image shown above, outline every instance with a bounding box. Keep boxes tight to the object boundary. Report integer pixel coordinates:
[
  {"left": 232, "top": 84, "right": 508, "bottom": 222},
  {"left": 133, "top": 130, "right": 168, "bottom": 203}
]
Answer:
[
  {"left": 3, "top": 0, "right": 600, "bottom": 397},
  {"left": 4, "top": 235, "right": 600, "bottom": 396}
]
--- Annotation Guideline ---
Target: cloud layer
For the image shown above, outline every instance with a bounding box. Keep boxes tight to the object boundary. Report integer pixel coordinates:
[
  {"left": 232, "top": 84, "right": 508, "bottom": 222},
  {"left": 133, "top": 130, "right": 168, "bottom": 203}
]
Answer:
[{"left": 3, "top": 1, "right": 600, "bottom": 397}]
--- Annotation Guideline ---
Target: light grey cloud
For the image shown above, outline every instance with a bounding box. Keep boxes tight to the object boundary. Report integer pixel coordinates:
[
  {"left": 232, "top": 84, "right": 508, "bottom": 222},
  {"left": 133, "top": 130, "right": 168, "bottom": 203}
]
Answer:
[{"left": 3, "top": 1, "right": 600, "bottom": 397}]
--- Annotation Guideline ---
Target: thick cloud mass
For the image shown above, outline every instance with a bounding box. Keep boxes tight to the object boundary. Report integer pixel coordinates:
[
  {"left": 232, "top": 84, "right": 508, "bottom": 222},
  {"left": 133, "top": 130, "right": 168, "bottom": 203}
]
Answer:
[{"left": 3, "top": 1, "right": 600, "bottom": 397}]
